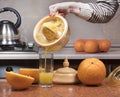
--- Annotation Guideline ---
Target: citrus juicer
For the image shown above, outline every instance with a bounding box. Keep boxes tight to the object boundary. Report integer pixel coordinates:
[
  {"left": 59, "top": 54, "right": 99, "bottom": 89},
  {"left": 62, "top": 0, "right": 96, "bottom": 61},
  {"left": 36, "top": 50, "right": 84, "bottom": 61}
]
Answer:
[
  {"left": 105, "top": 66, "right": 120, "bottom": 87},
  {"left": 41, "top": 17, "right": 63, "bottom": 41},
  {"left": 33, "top": 13, "right": 70, "bottom": 52}
]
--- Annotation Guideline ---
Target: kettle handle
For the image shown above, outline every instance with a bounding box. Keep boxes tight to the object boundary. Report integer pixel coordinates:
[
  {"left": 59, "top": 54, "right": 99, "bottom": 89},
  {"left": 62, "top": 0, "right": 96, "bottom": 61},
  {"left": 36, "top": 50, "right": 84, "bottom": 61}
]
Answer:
[{"left": 0, "top": 7, "right": 21, "bottom": 28}]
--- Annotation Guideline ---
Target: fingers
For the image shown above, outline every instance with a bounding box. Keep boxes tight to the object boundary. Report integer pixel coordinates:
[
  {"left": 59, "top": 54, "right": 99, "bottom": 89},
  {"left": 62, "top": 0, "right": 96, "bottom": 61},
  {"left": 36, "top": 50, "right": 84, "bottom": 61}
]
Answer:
[
  {"left": 49, "top": 2, "right": 68, "bottom": 16},
  {"left": 49, "top": 12, "right": 65, "bottom": 17},
  {"left": 49, "top": 6, "right": 63, "bottom": 16},
  {"left": 49, "top": 4, "right": 58, "bottom": 15}
]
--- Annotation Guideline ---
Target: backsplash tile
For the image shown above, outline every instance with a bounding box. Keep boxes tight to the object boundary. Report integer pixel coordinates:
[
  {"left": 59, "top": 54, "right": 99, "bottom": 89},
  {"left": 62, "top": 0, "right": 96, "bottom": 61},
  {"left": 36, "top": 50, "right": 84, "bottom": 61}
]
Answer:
[{"left": 0, "top": 0, "right": 120, "bottom": 46}]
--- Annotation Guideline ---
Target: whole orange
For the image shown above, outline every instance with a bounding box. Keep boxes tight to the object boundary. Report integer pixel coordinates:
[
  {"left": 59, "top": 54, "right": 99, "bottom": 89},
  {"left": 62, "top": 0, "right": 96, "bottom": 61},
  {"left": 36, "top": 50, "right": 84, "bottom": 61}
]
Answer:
[
  {"left": 77, "top": 58, "right": 106, "bottom": 85},
  {"left": 74, "top": 39, "right": 85, "bottom": 52},
  {"left": 84, "top": 40, "right": 99, "bottom": 53},
  {"left": 98, "top": 39, "right": 111, "bottom": 52}
]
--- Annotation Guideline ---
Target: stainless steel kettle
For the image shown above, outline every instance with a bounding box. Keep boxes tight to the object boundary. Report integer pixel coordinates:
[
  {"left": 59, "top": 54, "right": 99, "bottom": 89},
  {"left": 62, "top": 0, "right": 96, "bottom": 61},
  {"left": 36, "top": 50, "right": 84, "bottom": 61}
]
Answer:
[{"left": 0, "top": 7, "right": 21, "bottom": 49}]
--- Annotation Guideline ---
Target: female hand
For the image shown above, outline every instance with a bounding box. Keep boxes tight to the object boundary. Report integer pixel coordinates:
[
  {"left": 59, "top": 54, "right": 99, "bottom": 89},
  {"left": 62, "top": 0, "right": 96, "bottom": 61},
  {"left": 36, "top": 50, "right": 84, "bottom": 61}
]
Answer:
[{"left": 49, "top": 2, "right": 79, "bottom": 16}]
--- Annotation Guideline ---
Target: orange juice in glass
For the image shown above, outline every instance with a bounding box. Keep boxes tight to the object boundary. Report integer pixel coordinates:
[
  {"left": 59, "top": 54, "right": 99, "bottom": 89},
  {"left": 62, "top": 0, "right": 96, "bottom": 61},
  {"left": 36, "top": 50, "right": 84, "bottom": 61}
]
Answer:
[
  {"left": 39, "top": 72, "right": 53, "bottom": 85},
  {"left": 39, "top": 52, "right": 54, "bottom": 88}
]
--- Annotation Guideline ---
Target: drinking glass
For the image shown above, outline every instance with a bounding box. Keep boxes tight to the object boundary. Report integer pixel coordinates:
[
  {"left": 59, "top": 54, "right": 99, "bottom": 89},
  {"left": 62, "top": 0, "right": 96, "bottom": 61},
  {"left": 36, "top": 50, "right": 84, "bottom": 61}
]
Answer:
[{"left": 39, "top": 52, "right": 54, "bottom": 88}]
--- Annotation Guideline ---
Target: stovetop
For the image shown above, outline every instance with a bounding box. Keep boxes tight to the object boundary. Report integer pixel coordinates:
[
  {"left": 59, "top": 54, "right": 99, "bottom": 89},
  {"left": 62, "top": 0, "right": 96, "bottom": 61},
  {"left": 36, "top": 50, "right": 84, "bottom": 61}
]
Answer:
[
  {"left": 0, "top": 49, "right": 37, "bottom": 54},
  {"left": 0, "top": 42, "right": 38, "bottom": 54}
]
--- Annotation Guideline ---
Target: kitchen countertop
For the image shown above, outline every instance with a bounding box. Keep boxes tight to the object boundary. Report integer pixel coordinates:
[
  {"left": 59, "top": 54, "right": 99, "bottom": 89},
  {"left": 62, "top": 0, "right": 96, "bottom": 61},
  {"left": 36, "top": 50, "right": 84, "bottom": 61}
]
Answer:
[
  {"left": 54, "top": 47, "right": 120, "bottom": 59},
  {"left": 0, "top": 47, "right": 120, "bottom": 60},
  {"left": 0, "top": 79, "right": 120, "bottom": 97}
]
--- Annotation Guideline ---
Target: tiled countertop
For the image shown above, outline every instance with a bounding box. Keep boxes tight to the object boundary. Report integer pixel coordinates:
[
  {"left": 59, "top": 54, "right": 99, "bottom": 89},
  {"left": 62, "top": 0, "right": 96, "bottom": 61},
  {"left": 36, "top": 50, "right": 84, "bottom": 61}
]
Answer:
[{"left": 0, "top": 47, "right": 120, "bottom": 60}]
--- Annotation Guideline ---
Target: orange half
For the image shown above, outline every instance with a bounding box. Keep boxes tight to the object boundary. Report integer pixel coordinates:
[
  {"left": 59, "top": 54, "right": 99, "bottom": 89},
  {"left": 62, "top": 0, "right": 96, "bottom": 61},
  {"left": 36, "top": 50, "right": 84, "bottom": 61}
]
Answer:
[{"left": 6, "top": 71, "right": 34, "bottom": 90}]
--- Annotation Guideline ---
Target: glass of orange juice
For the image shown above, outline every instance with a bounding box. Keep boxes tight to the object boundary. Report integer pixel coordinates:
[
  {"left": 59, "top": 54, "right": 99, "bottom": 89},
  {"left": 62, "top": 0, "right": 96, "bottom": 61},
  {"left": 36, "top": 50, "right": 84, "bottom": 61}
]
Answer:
[{"left": 39, "top": 52, "right": 54, "bottom": 88}]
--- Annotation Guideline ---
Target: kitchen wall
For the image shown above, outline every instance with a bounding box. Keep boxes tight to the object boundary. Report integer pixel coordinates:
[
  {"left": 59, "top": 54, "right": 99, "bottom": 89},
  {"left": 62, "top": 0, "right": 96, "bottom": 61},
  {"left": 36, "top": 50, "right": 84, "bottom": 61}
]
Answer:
[{"left": 0, "top": 0, "right": 120, "bottom": 46}]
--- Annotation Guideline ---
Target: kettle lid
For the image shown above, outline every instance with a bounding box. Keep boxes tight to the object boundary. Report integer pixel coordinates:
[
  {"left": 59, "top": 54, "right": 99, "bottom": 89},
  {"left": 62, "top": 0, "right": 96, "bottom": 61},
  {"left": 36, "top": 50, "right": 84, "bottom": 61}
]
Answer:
[{"left": 0, "top": 20, "right": 14, "bottom": 24}]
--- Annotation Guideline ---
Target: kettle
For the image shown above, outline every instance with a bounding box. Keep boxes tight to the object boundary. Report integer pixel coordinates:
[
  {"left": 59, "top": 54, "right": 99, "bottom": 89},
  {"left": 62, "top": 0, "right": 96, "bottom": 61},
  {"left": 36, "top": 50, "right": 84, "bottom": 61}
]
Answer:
[{"left": 0, "top": 7, "right": 21, "bottom": 49}]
